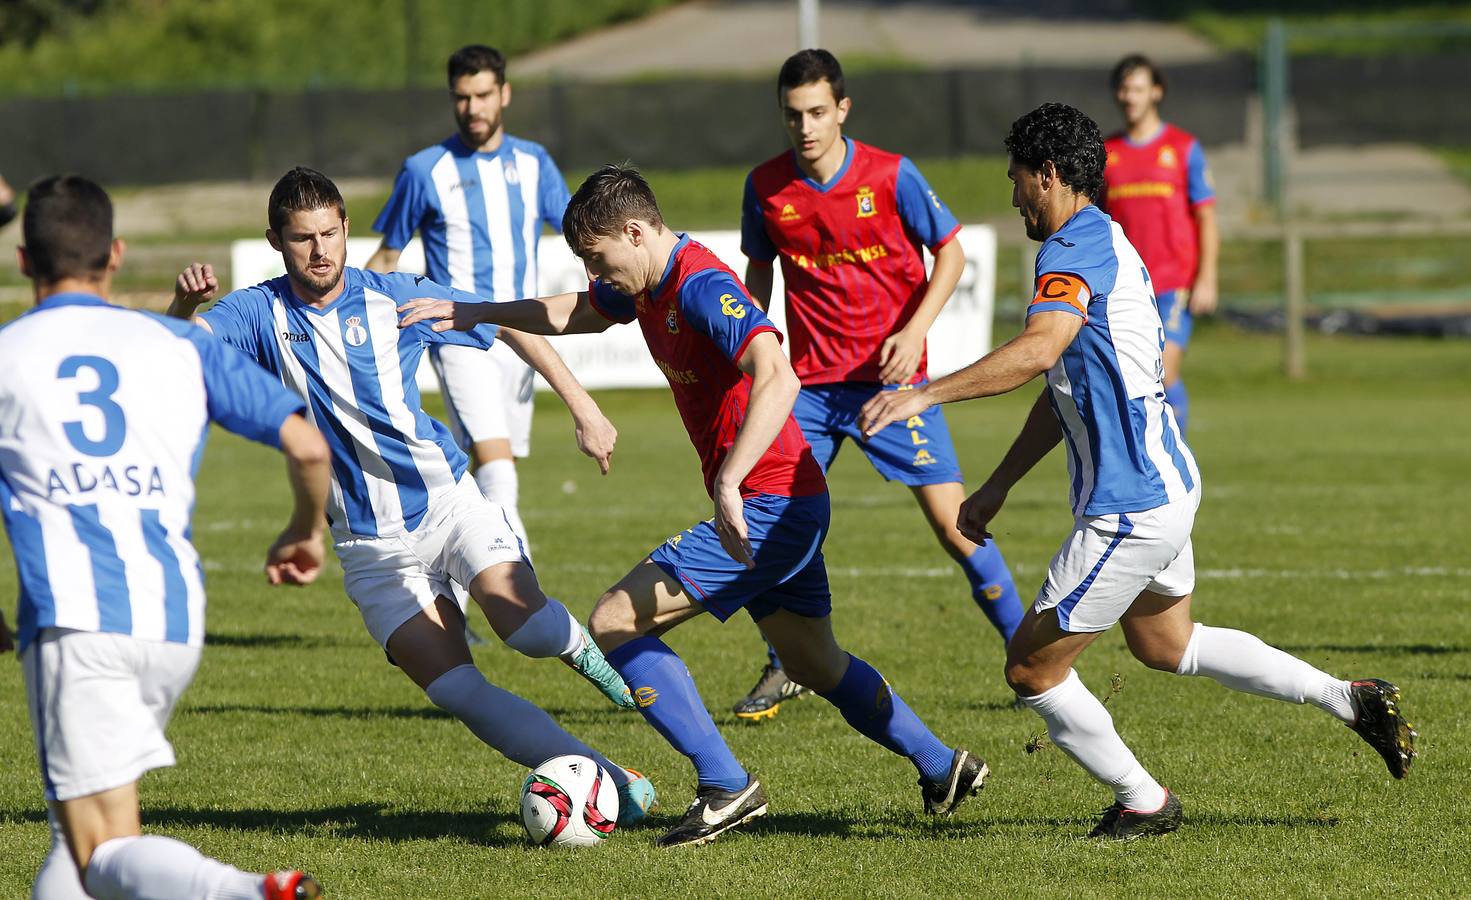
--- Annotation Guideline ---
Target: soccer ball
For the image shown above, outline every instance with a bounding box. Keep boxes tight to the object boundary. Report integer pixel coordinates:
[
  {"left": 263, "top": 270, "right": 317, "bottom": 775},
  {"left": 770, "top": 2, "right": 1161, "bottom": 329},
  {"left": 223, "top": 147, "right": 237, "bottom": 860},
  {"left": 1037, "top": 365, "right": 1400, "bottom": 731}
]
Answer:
[{"left": 520, "top": 754, "right": 619, "bottom": 847}]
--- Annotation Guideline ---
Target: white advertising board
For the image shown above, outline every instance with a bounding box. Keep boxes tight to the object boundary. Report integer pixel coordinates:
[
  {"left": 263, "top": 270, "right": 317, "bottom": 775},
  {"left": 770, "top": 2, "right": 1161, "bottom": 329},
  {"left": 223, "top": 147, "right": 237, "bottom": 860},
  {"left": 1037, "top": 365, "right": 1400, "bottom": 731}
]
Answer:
[{"left": 229, "top": 227, "right": 995, "bottom": 391}]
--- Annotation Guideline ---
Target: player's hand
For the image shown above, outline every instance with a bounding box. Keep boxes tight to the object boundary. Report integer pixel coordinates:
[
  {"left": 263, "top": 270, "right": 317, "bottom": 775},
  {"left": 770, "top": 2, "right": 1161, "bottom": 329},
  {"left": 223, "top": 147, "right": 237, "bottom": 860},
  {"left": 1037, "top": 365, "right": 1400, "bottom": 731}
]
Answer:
[
  {"left": 957, "top": 481, "right": 1007, "bottom": 545},
  {"left": 857, "top": 385, "right": 932, "bottom": 440},
  {"left": 265, "top": 527, "right": 325, "bottom": 586},
  {"left": 713, "top": 483, "right": 754, "bottom": 569},
  {"left": 1188, "top": 279, "right": 1218, "bottom": 316},
  {"left": 878, "top": 328, "right": 925, "bottom": 385},
  {"left": 573, "top": 408, "right": 617, "bottom": 475},
  {"left": 0, "top": 613, "right": 13, "bottom": 654},
  {"left": 175, "top": 263, "right": 219, "bottom": 310},
  {"left": 396, "top": 298, "right": 487, "bottom": 332}
]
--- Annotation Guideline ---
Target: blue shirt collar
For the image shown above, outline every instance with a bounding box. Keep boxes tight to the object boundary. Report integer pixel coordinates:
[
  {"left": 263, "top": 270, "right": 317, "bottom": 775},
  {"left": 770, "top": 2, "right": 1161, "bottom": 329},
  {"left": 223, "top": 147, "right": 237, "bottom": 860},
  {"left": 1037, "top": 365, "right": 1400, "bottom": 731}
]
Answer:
[
  {"left": 796, "top": 137, "right": 855, "bottom": 193},
  {"left": 34, "top": 291, "right": 112, "bottom": 311},
  {"left": 652, "top": 234, "right": 692, "bottom": 296}
]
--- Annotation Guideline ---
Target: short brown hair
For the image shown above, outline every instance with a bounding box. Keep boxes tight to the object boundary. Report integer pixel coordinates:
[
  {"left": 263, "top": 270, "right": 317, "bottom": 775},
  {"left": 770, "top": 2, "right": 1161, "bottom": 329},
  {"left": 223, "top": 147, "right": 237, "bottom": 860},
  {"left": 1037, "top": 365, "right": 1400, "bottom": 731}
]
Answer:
[
  {"left": 23, "top": 174, "right": 113, "bottom": 283},
  {"left": 1111, "top": 54, "right": 1166, "bottom": 97},
  {"left": 563, "top": 164, "right": 665, "bottom": 254},
  {"left": 267, "top": 167, "right": 345, "bottom": 233}
]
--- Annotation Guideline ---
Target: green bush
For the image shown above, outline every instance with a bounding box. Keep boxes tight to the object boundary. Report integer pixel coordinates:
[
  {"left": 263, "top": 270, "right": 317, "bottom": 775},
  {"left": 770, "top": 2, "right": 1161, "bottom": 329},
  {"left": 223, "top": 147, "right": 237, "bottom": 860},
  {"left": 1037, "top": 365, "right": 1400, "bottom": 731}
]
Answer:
[{"left": 0, "top": 0, "right": 681, "bottom": 96}]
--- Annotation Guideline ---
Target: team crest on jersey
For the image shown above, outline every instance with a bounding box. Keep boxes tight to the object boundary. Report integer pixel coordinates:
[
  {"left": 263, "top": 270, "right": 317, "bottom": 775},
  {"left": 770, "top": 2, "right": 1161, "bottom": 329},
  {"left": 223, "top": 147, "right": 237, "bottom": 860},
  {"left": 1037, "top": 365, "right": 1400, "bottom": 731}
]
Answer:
[
  {"left": 855, "top": 186, "right": 876, "bottom": 218},
  {"left": 343, "top": 315, "right": 368, "bottom": 347},
  {"left": 503, "top": 160, "right": 520, "bottom": 184},
  {"left": 780, "top": 203, "right": 801, "bottom": 222},
  {"left": 1107, "top": 151, "right": 1120, "bottom": 167},
  {"left": 666, "top": 305, "right": 680, "bottom": 334},
  {"left": 719, "top": 293, "right": 746, "bottom": 319},
  {"left": 1158, "top": 146, "right": 1178, "bottom": 168}
]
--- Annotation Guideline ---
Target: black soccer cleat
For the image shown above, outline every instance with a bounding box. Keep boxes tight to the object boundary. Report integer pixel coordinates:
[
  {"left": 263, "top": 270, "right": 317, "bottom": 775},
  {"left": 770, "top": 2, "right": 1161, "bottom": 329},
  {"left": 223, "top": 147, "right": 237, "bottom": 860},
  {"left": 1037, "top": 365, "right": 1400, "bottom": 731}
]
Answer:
[
  {"left": 1348, "top": 678, "right": 1417, "bottom": 779},
  {"left": 656, "top": 778, "right": 768, "bottom": 849},
  {"left": 1089, "top": 789, "right": 1183, "bottom": 841},
  {"left": 919, "top": 748, "right": 988, "bottom": 816},
  {"left": 732, "top": 664, "right": 808, "bottom": 722}
]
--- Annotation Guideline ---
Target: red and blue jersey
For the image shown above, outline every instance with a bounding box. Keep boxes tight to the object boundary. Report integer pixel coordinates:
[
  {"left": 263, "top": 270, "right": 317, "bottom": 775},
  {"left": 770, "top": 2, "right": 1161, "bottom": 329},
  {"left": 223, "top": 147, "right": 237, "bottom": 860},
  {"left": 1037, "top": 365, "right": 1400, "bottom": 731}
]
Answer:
[
  {"left": 589, "top": 236, "right": 826, "bottom": 500},
  {"left": 1102, "top": 123, "right": 1214, "bottom": 294},
  {"left": 741, "top": 138, "right": 961, "bottom": 386}
]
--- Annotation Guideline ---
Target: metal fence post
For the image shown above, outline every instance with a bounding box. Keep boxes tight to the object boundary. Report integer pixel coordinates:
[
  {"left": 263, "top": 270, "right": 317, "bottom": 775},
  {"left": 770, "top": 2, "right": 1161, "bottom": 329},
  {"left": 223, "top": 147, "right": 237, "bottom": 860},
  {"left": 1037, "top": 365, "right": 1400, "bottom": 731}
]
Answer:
[
  {"left": 1261, "top": 18, "right": 1288, "bottom": 216},
  {"left": 1283, "top": 225, "right": 1306, "bottom": 379}
]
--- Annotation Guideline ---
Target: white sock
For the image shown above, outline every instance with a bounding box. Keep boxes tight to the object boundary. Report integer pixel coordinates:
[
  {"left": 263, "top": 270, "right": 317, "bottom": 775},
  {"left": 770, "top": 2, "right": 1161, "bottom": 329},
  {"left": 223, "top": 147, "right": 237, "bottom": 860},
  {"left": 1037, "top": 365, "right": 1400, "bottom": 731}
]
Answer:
[
  {"left": 84, "top": 835, "right": 261, "bottom": 900},
  {"left": 33, "top": 813, "right": 89, "bottom": 899},
  {"left": 503, "top": 598, "right": 582, "bottom": 659},
  {"left": 1176, "top": 623, "right": 1356, "bottom": 724},
  {"left": 475, "top": 460, "right": 529, "bottom": 550},
  {"left": 423, "top": 664, "right": 628, "bottom": 787},
  {"left": 1023, "top": 669, "right": 1168, "bottom": 811}
]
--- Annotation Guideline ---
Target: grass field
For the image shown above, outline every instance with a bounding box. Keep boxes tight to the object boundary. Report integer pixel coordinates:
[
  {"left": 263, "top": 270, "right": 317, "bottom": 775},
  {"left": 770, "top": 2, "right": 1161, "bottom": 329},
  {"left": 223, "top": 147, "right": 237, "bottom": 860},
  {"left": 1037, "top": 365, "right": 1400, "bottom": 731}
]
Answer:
[{"left": 0, "top": 325, "right": 1468, "bottom": 897}]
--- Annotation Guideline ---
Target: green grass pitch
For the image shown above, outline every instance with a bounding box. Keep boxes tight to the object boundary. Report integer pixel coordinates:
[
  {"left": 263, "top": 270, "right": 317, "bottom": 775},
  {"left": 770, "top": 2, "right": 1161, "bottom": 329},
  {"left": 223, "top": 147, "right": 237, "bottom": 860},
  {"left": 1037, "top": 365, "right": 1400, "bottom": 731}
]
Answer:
[{"left": 1, "top": 325, "right": 1467, "bottom": 897}]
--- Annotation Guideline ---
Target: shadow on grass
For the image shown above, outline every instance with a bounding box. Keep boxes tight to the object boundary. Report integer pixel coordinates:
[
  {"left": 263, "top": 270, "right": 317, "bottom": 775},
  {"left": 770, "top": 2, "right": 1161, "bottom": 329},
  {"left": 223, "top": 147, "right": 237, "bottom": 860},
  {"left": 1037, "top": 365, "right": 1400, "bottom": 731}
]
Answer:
[
  {"left": 183, "top": 703, "right": 454, "bottom": 721},
  {"left": 204, "top": 632, "right": 350, "bottom": 649},
  {"left": 1280, "top": 643, "right": 1468, "bottom": 656},
  {"left": 0, "top": 804, "right": 523, "bottom": 846}
]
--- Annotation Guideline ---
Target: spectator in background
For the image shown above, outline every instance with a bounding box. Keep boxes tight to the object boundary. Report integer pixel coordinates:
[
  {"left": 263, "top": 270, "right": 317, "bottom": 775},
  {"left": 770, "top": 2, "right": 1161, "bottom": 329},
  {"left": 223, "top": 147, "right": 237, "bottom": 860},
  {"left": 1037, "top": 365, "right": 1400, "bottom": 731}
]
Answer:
[
  {"left": 1102, "top": 54, "right": 1219, "bottom": 433},
  {"left": 0, "top": 173, "right": 17, "bottom": 228}
]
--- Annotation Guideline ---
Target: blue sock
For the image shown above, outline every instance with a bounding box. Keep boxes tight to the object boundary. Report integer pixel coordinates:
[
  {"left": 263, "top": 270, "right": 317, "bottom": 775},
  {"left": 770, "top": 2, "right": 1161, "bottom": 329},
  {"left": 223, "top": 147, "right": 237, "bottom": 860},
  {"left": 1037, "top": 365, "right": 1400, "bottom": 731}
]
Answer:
[
  {"left": 606, "top": 636, "right": 748, "bottom": 791},
  {"left": 817, "top": 655, "right": 953, "bottom": 783},
  {"left": 1165, "top": 380, "right": 1189, "bottom": 433},
  {"left": 960, "top": 542, "right": 1024, "bottom": 642},
  {"left": 765, "top": 638, "right": 782, "bottom": 670}
]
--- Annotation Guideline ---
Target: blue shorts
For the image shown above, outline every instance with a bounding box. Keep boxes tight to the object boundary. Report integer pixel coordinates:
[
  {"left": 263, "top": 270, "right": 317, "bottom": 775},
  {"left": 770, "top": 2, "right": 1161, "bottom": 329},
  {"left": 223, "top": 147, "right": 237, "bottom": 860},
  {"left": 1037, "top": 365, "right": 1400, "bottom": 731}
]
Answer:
[
  {"left": 648, "top": 492, "right": 832, "bottom": 623},
  {"left": 1156, "top": 289, "right": 1193, "bottom": 346},
  {"left": 794, "top": 381, "right": 963, "bottom": 486}
]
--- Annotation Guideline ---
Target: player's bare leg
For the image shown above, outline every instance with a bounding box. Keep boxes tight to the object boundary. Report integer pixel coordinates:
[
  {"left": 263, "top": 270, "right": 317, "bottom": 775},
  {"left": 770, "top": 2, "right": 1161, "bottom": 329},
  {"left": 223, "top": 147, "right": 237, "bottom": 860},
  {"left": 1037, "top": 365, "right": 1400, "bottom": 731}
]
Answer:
[
  {"left": 468, "top": 560, "right": 634, "bottom": 708},
  {"left": 1122, "top": 590, "right": 1416, "bottom": 778},
  {"left": 45, "top": 782, "right": 319, "bottom": 900},
  {"left": 385, "top": 596, "right": 649, "bottom": 818},
  {"left": 1006, "top": 606, "right": 1180, "bottom": 839},
  {"left": 591, "top": 560, "right": 764, "bottom": 848},
  {"left": 911, "top": 481, "right": 1025, "bottom": 643}
]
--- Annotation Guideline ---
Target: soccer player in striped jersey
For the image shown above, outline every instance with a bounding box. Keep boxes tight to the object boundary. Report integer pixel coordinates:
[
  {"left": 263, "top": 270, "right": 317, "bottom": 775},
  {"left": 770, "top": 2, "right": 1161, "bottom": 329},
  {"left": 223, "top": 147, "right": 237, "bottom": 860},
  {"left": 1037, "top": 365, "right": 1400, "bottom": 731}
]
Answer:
[
  {"left": 734, "top": 49, "right": 1024, "bottom": 720},
  {"left": 1, "top": 175, "right": 330, "bottom": 899},
  {"left": 167, "top": 168, "right": 657, "bottom": 824},
  {"left": 861, "top": 103, "right": 1416, "bottom": 841},
  {"left": 400, "top": 164, "right": 986, "bottom": 849},
  {"left": 366, "top": 44, "right": 571, "bottom": 551},
  {"left": 1102, "top": 54, "right": 1219, "bottom": 433}
]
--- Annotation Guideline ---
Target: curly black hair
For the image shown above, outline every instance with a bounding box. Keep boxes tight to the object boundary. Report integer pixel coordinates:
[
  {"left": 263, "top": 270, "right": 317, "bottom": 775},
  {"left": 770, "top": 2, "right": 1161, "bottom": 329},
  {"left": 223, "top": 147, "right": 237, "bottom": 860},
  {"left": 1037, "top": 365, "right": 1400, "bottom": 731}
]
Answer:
[{"left": 1003, "top": 102, "right": 1107, "bottom": 204}]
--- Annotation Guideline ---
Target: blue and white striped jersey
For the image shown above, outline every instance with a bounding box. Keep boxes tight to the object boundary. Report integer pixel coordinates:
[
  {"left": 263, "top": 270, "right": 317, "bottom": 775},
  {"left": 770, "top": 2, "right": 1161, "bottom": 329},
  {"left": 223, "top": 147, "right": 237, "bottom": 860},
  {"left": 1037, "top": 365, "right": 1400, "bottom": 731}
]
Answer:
[
  {"left": 0, "top": 293, "right": 306, "bottom": 652},
  {"left": 373, "top": 135, "right": 571, "bottom": 300},
  {"left": 1027, "top": 204, "right": 1199, "bottom": 517},
  {"left": 200, "top": 267, "right": 498, "bottom": 539}
]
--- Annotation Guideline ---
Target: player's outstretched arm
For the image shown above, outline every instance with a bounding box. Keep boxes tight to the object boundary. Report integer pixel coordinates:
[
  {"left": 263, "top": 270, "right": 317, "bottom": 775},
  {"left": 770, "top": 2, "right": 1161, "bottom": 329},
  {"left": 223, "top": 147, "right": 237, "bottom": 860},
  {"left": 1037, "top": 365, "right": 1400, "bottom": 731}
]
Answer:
[
  {"left": 168, "top": 262, "right": 219, "bottom": 329},
  {"left": 878, "top": 237, "right": 965, "bottom": 384},
  {"left": 958, "top": 388, "right": 1062, "bottom": 545},
  {"left": 397, "top": 291, "right": 611, "bottom": 336},
  {"left": 858, "top": 309, "right": 1081, "bottom": 438},
  {"left": 1190, "top": 203, "right": 1220, "bottom": 316},
  {"left": 265, "top": 413, "right": 331, "bottom": 586},
  {"left": 713, "top": 331, "right": 802, "bottom": 568},
  {"left": 495, "top": 329, "right": 618, "bottom": 475}
]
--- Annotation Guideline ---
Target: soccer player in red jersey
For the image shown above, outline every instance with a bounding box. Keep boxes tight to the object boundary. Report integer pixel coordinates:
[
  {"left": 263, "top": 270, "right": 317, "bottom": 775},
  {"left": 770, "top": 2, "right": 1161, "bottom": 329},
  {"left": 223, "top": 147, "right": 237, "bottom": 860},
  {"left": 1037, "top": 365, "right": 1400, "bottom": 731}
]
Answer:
[
  {"left": 1103, "top": 54, "right": 1219, "bottom": 433},
  {"left": 735, "top": 49, "right": 1024, "bottom": 719},
  {"left": 398, "top": 164, "right": 986, "bottom": 849}
]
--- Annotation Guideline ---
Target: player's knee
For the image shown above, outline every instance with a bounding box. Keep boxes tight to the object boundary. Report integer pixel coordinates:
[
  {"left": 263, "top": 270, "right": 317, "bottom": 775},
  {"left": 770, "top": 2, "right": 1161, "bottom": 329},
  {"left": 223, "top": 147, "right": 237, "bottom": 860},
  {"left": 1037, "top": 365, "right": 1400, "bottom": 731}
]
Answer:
[
  {"left": 587, "top": 593, "right": 637, "bottom": 652},
  {"left": 1004, "top": 657, "right": 1053, "bottom": 697},
  {"left": 1130, "top": 640, "right": 1186, "bottom": 673}
]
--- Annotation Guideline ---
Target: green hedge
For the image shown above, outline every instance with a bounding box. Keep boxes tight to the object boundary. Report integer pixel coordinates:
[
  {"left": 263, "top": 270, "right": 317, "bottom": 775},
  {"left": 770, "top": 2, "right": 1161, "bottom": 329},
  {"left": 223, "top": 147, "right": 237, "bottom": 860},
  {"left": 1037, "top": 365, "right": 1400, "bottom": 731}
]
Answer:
[{"left": 0, "top": 0, "right": 681, "bottom": 97}]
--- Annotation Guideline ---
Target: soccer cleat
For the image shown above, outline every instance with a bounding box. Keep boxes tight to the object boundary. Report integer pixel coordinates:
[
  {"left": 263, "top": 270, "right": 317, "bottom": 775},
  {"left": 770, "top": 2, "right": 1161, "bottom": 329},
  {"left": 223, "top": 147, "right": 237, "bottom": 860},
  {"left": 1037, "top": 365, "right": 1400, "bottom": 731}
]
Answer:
[
  {"left": 1089, "top": 789, "right": 1183, "bottom": 841},
  {"left": 731, "top": 664, "right": 808, "bottom": 722},
  {"left": 1348, "top": 678, "right": 1417, "bottom": 779},
  {"left": 919, "top": 748, "right": 989, "bottom": 816},
  {"left": 566, "top": 626, "right": 636, "bottom": 709},
  {"left": 616, "top": 767, "right": 658, "bottom": 827},
  {"left": 656, "top": 778, "right": 768, "bottom": 849},
  {"left": 263, "top": 871, "right": 322, "bottom": 899}
]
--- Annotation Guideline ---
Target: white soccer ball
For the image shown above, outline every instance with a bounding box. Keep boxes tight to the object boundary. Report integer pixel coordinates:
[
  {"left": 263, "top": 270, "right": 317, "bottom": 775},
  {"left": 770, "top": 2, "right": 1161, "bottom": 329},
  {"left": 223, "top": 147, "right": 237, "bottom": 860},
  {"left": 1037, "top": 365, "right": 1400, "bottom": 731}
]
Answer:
[{"left": 520, "top": 754, "right": 619, "bottom": 847}]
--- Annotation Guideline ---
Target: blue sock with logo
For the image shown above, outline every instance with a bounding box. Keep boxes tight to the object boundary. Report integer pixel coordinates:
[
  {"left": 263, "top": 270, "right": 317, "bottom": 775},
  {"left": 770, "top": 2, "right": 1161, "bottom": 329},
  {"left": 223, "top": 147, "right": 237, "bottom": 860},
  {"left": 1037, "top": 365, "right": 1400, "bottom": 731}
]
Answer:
[
  {"left": 1165, "top": 380, "right": 1189, "bottom": 433},
  {"left": 817, "top": 655, "right": 954, "bottom": 783},
  {"left": 607, "top": 636, "right": 748, "bottom": 791},
  {"left": 960, "top": 542, "right": 1024, "bottom": 642},
  {"left": 765, "top": 638, "right": 782, "bottom": 670}
]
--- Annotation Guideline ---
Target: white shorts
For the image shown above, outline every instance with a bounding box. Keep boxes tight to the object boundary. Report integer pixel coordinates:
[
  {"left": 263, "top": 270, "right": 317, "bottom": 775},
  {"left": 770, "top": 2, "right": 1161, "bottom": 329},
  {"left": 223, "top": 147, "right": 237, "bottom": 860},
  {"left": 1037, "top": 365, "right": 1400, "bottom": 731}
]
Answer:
[
  {"left": 335, "top": 477, "right": 529, "bottom": 647},
  {"left": 1033, "top": 489, "right": 1200, "bottom": 633},
  {"left": 431, "top": 341, "right": 534, "bottom": 458},
  {"left": 22, "top": 629, "right": 201, "bottom": 802}
]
